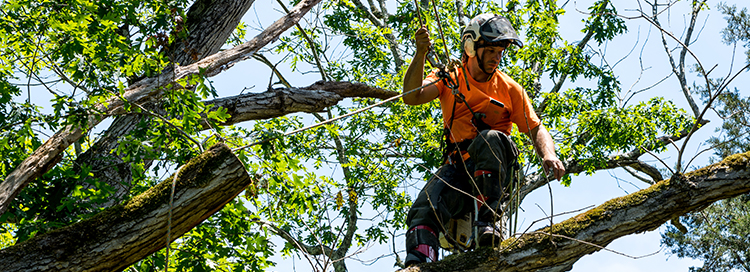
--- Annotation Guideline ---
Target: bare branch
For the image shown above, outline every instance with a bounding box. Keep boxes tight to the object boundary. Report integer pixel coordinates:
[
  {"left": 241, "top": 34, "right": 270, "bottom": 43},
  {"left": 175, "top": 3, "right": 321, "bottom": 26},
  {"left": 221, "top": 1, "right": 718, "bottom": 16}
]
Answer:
[{"left": 253, "top": 218, "right": 335, "bottom": 256}]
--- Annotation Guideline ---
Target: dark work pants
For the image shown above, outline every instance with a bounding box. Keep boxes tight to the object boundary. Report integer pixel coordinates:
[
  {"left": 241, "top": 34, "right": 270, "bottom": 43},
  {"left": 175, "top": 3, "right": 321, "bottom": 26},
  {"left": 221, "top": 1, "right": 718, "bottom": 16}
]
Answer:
[{"left": 405, "top": 130, "right": 518, "bottom": 240}]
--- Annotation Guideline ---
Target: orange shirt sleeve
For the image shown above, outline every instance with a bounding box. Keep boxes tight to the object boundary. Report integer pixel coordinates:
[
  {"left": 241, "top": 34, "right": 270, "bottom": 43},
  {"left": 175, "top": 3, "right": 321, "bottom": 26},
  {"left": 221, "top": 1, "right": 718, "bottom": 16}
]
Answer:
[
  {"left": 425, "top": 69, "right": 448, "bottom": 97},
  {"left": 507, "top": 77, "right": 541, "bottom": 133}
]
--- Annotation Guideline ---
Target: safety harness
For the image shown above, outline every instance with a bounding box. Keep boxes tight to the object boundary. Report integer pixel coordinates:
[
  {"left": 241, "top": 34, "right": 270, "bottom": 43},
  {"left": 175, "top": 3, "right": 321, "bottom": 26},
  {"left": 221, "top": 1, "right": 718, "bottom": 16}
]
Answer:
[{"left": 436, "top": 63, "right": 495, "bottom": 165}]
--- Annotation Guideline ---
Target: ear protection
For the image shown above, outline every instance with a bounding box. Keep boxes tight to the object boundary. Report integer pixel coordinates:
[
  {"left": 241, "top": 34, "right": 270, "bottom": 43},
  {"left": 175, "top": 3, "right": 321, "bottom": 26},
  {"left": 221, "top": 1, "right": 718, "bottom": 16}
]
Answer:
[{"left": 463, "top": 38, "right": 476, "bottom": 58}]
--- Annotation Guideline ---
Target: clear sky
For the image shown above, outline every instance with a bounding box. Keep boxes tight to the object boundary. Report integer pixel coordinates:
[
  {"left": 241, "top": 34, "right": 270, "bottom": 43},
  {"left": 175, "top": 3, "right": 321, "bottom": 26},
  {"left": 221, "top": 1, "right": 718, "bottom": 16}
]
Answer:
[{"left": 207, "top": 0, "right": 748, "bottom": 271}]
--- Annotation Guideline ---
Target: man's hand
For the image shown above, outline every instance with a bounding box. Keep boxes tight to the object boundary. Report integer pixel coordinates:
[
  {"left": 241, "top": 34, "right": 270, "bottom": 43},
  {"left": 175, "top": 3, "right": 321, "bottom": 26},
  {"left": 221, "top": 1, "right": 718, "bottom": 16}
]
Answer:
[
  {"left": 543, "top": 157, "right": 565, "bottom": 181},
  {"left": 528, "top": 125, "right": 566, "bottom": 181},
  {"left": 402, "top": 26, "right": 439, "bottom": 105},
  {"left": 415, "top": 26, "right": 432, "bottom": 56}
]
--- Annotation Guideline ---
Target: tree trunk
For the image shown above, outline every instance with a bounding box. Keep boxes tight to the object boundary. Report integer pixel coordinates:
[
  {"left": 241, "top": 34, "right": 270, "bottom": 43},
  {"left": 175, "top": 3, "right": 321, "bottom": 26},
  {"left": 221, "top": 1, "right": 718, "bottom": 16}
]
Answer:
[
  {"left": 64, "top": 0, "right": 257, "bottom": 210},
  {"left": 0, "top": 143, "right": 251, "bottom": 272},
  {"left": 400, "top": 151, "right": 750, "bottom": 272}
]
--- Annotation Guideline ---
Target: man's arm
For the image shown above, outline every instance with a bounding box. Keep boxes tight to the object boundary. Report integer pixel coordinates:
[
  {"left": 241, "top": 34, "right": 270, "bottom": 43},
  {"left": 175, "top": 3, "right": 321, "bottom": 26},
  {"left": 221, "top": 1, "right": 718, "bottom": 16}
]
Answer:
[
  {"left": 402, "top": 26, "right": 439, "bottom": 105},
  {"left": 527, "top": 124, "right": 566, "bottom": 180}
]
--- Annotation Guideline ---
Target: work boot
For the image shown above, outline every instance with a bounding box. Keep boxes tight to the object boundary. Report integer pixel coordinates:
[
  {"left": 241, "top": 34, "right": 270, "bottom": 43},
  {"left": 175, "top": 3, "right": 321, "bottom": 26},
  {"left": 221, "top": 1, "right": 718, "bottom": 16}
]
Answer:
[
  {"left": 405, "top": 225, "right": 439, "bottom": 266},
  {"left": 476, "top": 221, "right": 503, "bottom": 247}
]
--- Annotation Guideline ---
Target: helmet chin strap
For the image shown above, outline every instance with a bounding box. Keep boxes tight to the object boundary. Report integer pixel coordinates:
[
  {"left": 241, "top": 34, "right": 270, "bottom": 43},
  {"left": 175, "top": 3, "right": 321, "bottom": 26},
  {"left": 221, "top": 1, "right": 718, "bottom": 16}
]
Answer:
[{"left": 476, "top": 53, "right": 492, "bottom": 75}]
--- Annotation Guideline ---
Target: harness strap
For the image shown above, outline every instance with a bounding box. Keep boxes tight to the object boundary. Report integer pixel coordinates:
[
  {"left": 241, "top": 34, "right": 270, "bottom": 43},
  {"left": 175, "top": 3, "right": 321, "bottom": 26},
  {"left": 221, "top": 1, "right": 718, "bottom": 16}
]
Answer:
[{"left": 406, "top": 226, "right": 439, "bottom": 250}]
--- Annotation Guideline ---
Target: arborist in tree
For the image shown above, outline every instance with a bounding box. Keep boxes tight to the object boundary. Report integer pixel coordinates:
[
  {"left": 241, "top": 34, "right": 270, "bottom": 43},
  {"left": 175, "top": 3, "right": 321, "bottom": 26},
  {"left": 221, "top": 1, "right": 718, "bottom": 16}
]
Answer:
[{"left": 402, "top": 13, "right": 566, "bottom": 265}]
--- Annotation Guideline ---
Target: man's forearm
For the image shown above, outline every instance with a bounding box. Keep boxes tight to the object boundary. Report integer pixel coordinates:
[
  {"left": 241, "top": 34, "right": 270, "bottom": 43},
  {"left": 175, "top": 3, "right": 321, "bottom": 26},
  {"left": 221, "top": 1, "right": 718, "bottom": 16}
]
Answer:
[
  {"left": 402, "top": 51, "right": 427, "bottom": 103},
  {"left": 530, "top": 125, "right": 556, "bottom": 159}
]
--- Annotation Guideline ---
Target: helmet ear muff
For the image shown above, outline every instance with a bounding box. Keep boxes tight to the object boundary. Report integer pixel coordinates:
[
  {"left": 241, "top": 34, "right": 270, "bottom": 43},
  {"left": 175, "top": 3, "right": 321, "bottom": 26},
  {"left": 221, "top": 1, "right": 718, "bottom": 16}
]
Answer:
[{"left": 464, "top": 39, "right": 476, "bottom": 58}]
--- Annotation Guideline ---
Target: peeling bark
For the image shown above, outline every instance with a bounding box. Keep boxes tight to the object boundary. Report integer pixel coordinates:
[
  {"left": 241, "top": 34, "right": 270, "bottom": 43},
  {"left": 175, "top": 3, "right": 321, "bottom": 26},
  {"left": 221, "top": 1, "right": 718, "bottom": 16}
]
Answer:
[
  {"left": 399, "top": 151, "right": 750, "bottom": 272},
  {"left": 0, "top": 143, "right": 252, "bottom": 272}
]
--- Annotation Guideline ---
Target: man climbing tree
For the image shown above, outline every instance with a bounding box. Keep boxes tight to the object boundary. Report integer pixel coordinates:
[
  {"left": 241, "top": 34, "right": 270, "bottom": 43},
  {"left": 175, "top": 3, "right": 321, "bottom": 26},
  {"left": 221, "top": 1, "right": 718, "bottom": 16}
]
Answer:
[{"left": 402, "top": 13, "right": 566, "bottom": 265}]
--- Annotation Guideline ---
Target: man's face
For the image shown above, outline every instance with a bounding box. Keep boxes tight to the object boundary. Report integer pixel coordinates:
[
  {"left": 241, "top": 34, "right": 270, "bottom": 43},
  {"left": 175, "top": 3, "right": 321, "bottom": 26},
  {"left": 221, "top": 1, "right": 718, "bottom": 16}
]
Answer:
[{"left": 476, "top": 45, "right": 506, "bottom": 72}]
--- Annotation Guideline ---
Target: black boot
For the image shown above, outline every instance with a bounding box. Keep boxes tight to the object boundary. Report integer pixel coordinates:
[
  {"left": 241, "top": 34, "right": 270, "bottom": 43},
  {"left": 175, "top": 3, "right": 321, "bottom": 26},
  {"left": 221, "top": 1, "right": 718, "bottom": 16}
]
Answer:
[
  {"left": 473, "top": 170, "right": 505, "bottom": 247},
  {"left": 476, "top": 221, "right": 503, "bottom": 247}
]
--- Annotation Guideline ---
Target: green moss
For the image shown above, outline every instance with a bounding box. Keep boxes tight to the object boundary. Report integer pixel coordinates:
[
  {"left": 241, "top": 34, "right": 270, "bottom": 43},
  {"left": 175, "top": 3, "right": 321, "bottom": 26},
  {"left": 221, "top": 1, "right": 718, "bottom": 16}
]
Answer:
[{"left": 687, "top": 151, "right": 750, "bottom": 178}]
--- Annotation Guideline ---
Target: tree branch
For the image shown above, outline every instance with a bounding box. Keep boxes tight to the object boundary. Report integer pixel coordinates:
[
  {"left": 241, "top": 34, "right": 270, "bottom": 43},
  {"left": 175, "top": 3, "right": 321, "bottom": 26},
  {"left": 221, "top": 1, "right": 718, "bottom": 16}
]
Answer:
[
  {"left": 400, "top": 150, "right": 750, "bottom": 272},
  {"left": 650, "top": 0, "right": 705, "bottom": 117},
  {"left": 519, "top": 118, "right": 706, "bottom": 202},
  {"left": 200, "top": 81, "right": 397, "bottom": 129},
  {"left": 349, "top": 0, "right": 404, "bottom": 70},
  {"left": 537, "top": 10, "right": 597, "bottom": 113},
  {"left": 253, "top": 218, "right": 335, "bottom": 256},
  {"left": 0, "top": 143, "right": 252, "bottom": 272}
]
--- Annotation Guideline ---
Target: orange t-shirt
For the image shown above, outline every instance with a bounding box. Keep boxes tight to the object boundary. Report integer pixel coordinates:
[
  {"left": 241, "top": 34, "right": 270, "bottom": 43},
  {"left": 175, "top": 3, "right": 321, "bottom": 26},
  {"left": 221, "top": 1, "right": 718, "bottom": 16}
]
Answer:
[{"left": 425, "top": 67, "right": 541, "bottom": 143}]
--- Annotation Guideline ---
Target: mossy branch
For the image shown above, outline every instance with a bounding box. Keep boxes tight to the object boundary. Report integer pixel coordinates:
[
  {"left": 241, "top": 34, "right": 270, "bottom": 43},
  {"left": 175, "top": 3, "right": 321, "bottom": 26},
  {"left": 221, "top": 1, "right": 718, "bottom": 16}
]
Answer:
[
  {"left": 400, "top": 151, "right": 750, "bottom": 272},
  {"left": 0, "top": 143, "right": 253, "bottom": 272}
]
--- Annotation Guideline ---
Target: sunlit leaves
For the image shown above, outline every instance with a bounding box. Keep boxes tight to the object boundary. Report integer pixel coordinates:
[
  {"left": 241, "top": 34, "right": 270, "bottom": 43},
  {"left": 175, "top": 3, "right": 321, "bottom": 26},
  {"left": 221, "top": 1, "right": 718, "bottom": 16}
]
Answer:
[
  {"left": 550, "top": 96, "right": 693, "bottom": 173},
  {"left": 134, "top": 200, "right": 275, "bottom": 272},
  {"left": 583, "top": 0, "right": 628, "bottom": 44}
]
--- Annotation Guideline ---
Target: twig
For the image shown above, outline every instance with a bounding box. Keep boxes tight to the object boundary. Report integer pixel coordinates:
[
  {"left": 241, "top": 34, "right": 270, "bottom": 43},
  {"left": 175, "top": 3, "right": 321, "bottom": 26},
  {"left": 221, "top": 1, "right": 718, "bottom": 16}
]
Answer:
[
  {"left": 165, "top": 164, "right": 186, "bottom": 272},
  {"left": 638, "top": 145, "right": 674, "bottom": 175},
  {"left": 276, "top": 0, "right": 329, "bottom": 81},
  {"left": 129, "top": 101, "right": 204, "bottom": 153},
  {"left": 534, "top": 231, "right": 661, "bottom": 259}
]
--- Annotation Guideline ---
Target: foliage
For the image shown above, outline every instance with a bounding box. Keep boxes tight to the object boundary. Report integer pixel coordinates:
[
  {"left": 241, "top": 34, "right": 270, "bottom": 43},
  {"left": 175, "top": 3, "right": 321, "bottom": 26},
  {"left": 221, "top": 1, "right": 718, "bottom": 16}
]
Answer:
[
  {"left": 719, "top": 3, "right": 750, "bottom": 64},
  {"left": 131, "top": 200, "right": 276, "bottom": 272},
  {"left": 662, "top": 194, "right": 750, "bottom": 272}
]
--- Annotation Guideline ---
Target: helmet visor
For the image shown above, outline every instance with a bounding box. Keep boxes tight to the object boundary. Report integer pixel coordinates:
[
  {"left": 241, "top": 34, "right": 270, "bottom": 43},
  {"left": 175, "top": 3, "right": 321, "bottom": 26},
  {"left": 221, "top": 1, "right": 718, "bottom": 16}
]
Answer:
[{"left": 479, "top": 16, "right": 522, "bottom": 47}]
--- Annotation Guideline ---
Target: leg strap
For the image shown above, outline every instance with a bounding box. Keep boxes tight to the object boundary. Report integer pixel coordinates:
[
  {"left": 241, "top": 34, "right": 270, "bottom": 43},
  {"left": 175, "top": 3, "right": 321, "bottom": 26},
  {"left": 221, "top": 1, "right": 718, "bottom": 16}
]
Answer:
[{"left": 406, "top": 225, "right": 438, "bottom": 250}]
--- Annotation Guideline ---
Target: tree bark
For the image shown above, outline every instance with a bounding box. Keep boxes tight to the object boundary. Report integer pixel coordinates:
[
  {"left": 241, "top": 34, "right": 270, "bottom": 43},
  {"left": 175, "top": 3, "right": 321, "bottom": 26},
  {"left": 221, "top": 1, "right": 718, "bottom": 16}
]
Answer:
[
  {"left": 169, "top": 0, "right": 256, "bottom": 66},
  {"left": 400, "top": 151, "right": 750, "bottom": 272},
  {"left": 0, "top": 0, "right": 323, "bottom": 216},
  {"left": 0, "top": 143, "right": 251, "bottom": 272}
]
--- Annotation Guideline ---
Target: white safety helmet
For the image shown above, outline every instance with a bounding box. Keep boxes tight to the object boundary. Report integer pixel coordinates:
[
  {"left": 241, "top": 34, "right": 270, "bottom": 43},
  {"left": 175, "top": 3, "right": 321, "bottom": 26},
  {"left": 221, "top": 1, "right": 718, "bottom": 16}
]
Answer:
[{"left": 462, "top": 14, "right": 523, "bottom": 58}]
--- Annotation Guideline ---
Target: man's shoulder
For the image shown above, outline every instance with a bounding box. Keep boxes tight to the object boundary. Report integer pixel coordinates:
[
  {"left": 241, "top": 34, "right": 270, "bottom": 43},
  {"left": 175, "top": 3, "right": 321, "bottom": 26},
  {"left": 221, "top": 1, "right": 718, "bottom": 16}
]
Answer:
[{"left": 492, "top": 70, "right": 522, "bottom": 89}]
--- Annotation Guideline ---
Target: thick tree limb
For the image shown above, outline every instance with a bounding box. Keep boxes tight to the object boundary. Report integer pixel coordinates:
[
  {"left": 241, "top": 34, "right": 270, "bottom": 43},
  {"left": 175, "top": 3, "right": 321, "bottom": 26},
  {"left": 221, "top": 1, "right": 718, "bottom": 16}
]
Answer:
[
  {"left": 204, "top": 81, "right": 398, "bottom": 127},
  {"left": 400, "top": 150, "right": 750, "bottom": 272},
  {"left": 170, "top": 0, "right": 256, "bottom": 66},
  {"left": 0, "top": 0, "right": 323, "bottom": 216},
  {"left": 0, "top": 143, "right": 252, "bottom": 272}
]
